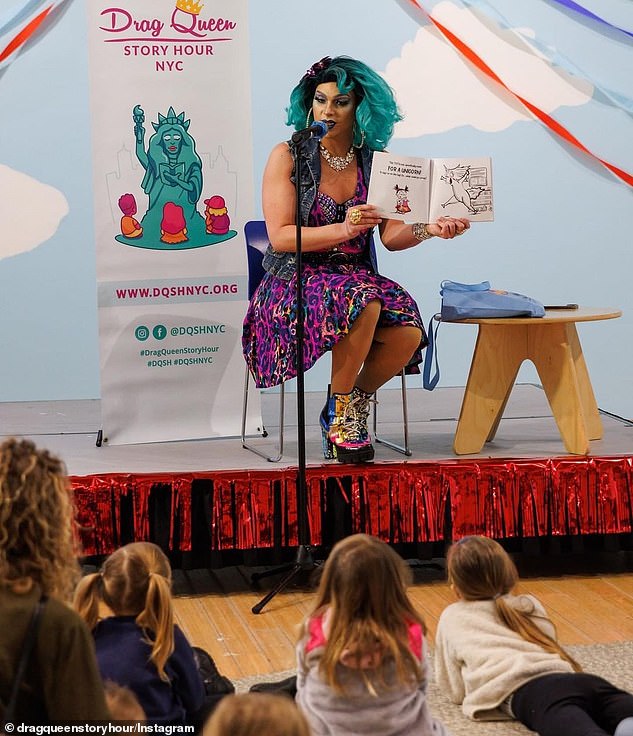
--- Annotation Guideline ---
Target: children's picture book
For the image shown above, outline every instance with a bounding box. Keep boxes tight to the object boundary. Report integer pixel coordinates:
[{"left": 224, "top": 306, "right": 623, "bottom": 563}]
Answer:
[{"left": 367, "top": 152, "right": 493, "bottom": 223}]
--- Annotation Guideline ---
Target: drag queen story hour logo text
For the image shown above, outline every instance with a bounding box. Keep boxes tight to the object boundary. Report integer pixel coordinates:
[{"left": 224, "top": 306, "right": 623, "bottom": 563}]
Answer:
[{"left": 97, "top": 0, "right": 238, "bottom": 71}]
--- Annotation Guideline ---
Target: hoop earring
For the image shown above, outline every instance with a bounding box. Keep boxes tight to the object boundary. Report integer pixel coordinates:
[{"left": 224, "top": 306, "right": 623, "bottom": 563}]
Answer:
[{"left": 353, "top": 124, "right": 366, "bottom": 149}]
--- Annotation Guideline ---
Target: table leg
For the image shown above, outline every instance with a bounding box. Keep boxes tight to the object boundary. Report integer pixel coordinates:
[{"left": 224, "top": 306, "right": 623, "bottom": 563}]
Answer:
[
  {"left": 567, "top": 323, "right": 602, "bottom": 440},
  {"left": 486, "top": 379, "right": 513, "bottom": 443},
  {"left": 529, "top": 322, "right": 590, "bottom": 455},
  {"left": 453, "top": 324, "right": 524, "bottom": 455}
]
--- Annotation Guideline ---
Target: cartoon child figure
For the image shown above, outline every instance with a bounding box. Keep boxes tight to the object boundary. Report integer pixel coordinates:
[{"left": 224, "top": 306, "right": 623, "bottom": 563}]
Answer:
[
  {"left": 118, "top": 193, "right": 143, "bottom": 239},
  {"left": 204, "top": 195, "right": 230, "bottom": 235},
  {"left": 394, "top": 185, "right": 411, "bottom": 214},
  {"left": 160, "top": 202, "right": 188, "bottom": 244}
]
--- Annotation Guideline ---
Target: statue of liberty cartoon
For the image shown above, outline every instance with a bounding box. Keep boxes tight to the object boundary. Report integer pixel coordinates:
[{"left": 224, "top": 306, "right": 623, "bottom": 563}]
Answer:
[{"left": 115, "top": 105, "right": 236, "bottom": 250}]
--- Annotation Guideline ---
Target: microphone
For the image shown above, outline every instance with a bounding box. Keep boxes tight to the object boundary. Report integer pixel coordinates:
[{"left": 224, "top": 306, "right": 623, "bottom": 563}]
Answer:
[{"left": 291, "top": 120, "right": 328, "bottom": 144}]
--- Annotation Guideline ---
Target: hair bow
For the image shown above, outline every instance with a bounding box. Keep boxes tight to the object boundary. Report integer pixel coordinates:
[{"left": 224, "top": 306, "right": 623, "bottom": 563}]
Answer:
[{"left": 302, "top": 56, "right": 332, "bottom": 82}]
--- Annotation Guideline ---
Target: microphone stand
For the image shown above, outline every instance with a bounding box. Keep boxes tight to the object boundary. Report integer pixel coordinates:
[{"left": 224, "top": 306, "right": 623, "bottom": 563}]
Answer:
[{"left": 251, "top": 131, "right": 318, "bottom": 614}]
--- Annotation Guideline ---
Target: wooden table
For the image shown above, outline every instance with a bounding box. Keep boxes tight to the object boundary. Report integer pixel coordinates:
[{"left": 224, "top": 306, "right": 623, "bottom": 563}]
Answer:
[{"left": 451, "top": 307, "right": 622, "bottom": 455}]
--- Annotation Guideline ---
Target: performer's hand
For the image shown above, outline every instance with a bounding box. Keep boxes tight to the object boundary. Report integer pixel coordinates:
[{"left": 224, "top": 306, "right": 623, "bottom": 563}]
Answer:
[
  {"left": 428, "top": 216, "right": 470, "bottom": 239},
  {"left": 343, "top": 204, "right": 382, "bottom": 241}
]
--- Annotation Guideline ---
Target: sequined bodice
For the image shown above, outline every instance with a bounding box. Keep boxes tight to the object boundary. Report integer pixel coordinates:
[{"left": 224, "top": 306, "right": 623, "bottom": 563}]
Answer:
[{"left": 308, "top": 165, "right": 368, "bottom": 254}]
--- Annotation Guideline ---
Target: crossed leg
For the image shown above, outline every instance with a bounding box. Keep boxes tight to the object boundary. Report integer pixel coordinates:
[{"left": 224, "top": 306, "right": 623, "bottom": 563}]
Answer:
[{"left": 330, "top": 300, "right": 422, "bottom": 395}]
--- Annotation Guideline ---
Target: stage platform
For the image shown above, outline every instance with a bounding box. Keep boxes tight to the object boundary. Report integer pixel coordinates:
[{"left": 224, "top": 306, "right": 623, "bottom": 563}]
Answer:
[{"left": 2, "top": 384, "right": 632, "bottom": 562}]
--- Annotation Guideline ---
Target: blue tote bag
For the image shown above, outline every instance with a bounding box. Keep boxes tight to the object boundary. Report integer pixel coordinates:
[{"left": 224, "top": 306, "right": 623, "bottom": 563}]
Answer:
[
  {"left": 423, "top": 280, "right": 545, "bottom": 390},
  {"left": 438, "top": 280, "right": 545, "bottom": 321}
]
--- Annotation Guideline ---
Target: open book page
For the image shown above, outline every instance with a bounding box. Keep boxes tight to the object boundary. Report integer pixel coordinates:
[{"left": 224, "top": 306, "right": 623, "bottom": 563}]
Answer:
[
  {"left": 367, "top": 152, "right": 494, "bottom": 224},
  {"left": 366, "top": 151, "right": 432, "bottom": 222},
  {"left": 428, "top": 157, "right": 493, "bottom": 222}
]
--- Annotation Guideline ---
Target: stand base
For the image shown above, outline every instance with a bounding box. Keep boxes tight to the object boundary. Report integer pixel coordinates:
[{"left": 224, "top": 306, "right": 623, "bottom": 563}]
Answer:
[{"left": 251, "top": 545, "right": 317, "bottom": 615}]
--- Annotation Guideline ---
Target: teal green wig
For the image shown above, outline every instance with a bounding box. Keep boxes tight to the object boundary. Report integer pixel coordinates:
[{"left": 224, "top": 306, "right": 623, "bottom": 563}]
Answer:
[{"left": 286, "top": 56, "right": 403, "bottom": 151}]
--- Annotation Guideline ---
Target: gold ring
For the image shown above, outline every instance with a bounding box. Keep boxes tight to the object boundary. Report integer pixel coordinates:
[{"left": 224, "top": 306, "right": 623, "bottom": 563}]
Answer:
[{"left": 349, "top": 208, "right": 362, "bottom": 225}]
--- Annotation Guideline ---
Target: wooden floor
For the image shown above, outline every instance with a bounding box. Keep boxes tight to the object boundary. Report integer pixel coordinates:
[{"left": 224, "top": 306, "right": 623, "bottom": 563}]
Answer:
[{"left": 171, "top": 567, "right": 633, "bottom": 681}]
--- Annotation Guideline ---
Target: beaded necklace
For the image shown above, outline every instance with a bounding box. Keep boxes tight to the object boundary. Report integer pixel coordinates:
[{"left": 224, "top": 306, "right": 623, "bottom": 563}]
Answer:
[{"left": 319, "top": 144, "right": 355, "bottom": 172}]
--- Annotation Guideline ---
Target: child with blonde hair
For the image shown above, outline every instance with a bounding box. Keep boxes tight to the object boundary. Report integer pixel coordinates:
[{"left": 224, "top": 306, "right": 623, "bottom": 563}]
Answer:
[
  {"left": 295, "top": 533, "right": 448, "bottom": 736},
  {"left": 435, "top": 535, "right": 633, "bottom": 736},
  {"left": 74, "top": 542, "right": 229, "bottom": 728},
  {"left": 0, "top": 438, "right": 109, "bottom": 724},
  {"left": 204, "top": 693, "right": 311, "bottom": 736}
]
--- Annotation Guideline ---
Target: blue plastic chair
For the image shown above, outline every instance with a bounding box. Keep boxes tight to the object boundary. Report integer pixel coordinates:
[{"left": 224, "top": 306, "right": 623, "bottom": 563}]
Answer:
[
  {"left": 241, "top": 220, "right": 411, "bottom": 461},
  {"left": 241, "top": 220, "right": 285, "bottom": 462}
]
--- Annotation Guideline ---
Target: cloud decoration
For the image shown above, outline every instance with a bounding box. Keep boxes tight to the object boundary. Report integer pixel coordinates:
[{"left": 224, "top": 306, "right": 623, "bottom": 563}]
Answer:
[
  {"left": 384, "top": 0, "right": 593, "bottom": 137},
  {"left": 0, "top": 164, "right": 69, "bottom": 260}
]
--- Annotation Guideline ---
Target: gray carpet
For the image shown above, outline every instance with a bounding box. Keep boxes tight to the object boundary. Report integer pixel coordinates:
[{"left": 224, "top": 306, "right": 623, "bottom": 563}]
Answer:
[{"left": 234, "top": 641, "right": 633, "bottom": 735}]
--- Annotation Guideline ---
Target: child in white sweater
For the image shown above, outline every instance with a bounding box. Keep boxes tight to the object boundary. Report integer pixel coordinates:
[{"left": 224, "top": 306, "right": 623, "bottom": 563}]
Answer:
[{"left": 435, "top": 535, "right": 633, "bottom": 736}]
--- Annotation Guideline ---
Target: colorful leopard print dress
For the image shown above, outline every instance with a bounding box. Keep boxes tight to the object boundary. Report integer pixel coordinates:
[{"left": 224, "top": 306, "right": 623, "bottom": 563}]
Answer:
[{"left": 242, "top": 165, "right": 427, "bottom": 388}]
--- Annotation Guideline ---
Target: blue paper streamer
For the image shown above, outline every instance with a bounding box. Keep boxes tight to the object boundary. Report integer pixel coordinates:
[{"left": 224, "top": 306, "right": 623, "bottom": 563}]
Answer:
[
  {"left": 458, "top": 0, "right": 633, "bottom": 115},
  {"left": 547, "top": 0, "right": 633, "bottom": 40},
  {"left": 0, "top": 0, "right": 50, "bottom": 35}
]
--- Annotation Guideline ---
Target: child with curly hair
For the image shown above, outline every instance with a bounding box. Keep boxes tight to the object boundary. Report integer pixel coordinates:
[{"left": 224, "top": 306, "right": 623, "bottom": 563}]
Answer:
[{"left": 0, "top": 438, "right": 109, "bottom": 724}]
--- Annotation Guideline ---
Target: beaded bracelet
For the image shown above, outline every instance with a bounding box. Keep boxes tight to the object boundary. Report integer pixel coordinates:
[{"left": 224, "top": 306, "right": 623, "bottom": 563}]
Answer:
[{"left": 412, "top": 223, "right": 433, "bottom": 242}]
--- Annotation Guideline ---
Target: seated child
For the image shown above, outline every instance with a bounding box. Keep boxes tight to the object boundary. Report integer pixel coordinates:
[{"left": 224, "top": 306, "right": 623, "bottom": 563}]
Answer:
[
  {"left": 74, "top": 542, "right": 233, "bottom": 728},
  {"left": 203, "top": 195, "right": 230, "bottom": 235},
  {"left": 295, "top": 534, "right": 449, "bottom": 736},
  {"left": 118, "top": 193, "right": 143, "bottom": 238},
  {"left": 204, "top": 693, "right": 311, "bottom": 736},
  {"left": 160, "top": 202, "right": 188, "bottom": 243}
]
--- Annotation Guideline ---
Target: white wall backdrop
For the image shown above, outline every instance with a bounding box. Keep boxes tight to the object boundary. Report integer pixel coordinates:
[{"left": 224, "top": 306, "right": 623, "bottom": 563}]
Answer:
[{"left": 1, "top": 0, "right": 632, "bottom": 421}]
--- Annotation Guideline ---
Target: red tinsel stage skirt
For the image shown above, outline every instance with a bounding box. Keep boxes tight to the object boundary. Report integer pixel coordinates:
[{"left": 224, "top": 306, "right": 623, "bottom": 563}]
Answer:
[{"left": 70, "top": 456, "right": 633, "bottom": 561}]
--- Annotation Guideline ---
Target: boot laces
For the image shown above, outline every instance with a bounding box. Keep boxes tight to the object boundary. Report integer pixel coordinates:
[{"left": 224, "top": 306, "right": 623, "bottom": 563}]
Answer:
[
  {"left": 351, "top": 391, "right": 376, "bottom": 423},
  {"left": 341, "top": 393, "right": 374, "bottom": 440}
]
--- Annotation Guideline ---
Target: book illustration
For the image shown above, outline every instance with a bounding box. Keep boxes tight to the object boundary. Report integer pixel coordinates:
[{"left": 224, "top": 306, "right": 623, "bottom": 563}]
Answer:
[
  {"left": 394, "top": 185, "right": 412, "bottom": 214},
  {"left": 367, "top": 152, "right": 493, "bottom": 224},
  {"left": 437, "top": 162, "right": 492, "bottom": 217}
]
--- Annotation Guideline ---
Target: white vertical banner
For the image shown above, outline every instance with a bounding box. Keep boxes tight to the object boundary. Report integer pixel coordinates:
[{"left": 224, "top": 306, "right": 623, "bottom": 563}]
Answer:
[{"left": 87, "top": 0, "right": 261, "bottom": 445}]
